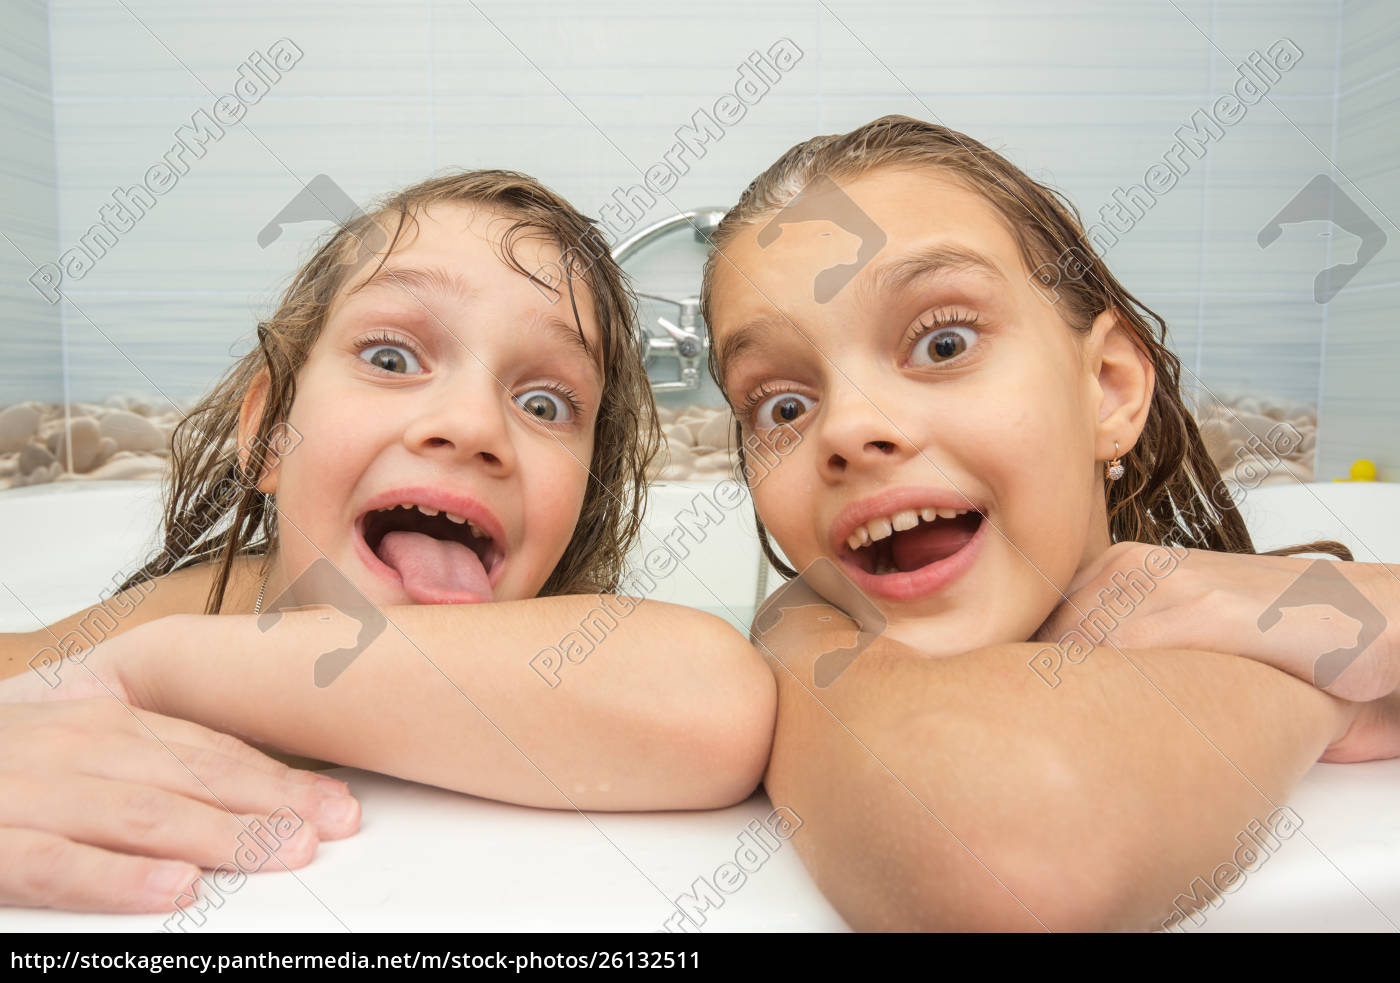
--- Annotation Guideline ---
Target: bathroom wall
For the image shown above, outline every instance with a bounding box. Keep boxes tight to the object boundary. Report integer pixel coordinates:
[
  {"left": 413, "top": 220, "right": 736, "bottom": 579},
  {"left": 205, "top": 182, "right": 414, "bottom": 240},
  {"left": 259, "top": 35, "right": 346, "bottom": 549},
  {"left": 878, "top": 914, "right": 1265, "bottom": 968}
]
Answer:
[
  {"left": 0, "top": 0, "right": 62, "bottom": 405},
  {"left": 1, "top": 1, "right": 1394, "bottom": 479},
  {"left": 1319, "top": 0, "right": 1400, "bottom": 481}
]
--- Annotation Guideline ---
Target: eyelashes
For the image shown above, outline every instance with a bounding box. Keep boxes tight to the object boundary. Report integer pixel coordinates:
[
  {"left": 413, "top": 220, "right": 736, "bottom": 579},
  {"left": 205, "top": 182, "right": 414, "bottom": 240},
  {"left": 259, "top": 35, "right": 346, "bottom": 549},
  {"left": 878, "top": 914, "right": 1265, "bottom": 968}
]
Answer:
[
  {"left": 735, "top": 308, "right": 985, "bottom": 427},
  {"left": 352, "top": 330, "right": 587, "bottom": 422},
  {"left": 905, "top": 308, "right": 983, "bottom": 345},
  {"left": 356, "top": 331, "right": 424, "bottom": 374},
  {"left": 741, "top": 383, "right": 814, "bottom": 431}
]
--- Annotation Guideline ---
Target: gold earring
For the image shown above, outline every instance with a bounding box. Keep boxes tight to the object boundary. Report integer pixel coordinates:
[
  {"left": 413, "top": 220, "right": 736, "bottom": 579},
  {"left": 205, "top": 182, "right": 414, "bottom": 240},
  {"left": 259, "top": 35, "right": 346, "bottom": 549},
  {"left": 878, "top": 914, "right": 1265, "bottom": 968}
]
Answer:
[{"left": 1105, "top": 441, "right": 1125, "bottom": 482}]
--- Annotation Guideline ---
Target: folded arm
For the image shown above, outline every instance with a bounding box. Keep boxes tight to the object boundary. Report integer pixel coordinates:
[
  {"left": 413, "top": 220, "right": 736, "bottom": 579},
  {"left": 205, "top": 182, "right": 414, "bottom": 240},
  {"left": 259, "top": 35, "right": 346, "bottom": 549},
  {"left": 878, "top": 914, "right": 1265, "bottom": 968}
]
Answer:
[
  {"left": 22, "top": 595, "right": 775, "bottom": 813},
  {"left": 759, "top": 606, "right": 1355, "bottom": 931}
]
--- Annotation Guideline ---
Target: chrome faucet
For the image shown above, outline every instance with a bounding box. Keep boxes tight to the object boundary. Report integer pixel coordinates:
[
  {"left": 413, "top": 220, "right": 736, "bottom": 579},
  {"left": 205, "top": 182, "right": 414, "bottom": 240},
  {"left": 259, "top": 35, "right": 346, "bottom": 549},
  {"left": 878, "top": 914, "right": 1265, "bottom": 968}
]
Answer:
[{"left": 612, "top": 209, "right": 725, "bottom": 392}]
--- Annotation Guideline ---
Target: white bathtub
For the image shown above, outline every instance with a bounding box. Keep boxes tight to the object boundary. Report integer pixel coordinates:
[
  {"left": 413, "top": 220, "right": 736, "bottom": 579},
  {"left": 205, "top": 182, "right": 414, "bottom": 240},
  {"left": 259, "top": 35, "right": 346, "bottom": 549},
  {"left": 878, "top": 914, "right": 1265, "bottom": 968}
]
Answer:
[{"left": 1, "top": 479, "right": 1398, "bottom": 932}]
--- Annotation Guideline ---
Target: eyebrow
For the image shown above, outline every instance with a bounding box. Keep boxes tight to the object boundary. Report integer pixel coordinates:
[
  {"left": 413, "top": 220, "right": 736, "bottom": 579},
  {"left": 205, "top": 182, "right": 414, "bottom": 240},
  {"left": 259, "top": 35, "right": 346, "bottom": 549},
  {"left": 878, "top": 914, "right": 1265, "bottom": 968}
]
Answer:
[
  {"left": 873, "top": 243, "right": 1009, "bottom": 294},
  {"left": 716, "top": 243, "right": 1007, "bottom": 377},
  {"left": 351, "top": 264, "right": 477, "bottom": 301},
  {"left": 523, "top": 311, "right": 603, "bottom": 382},
  {"left": 716, "top": 313, "right": 793, "bottom": 379},
  {"left": 350, "top": 264, "right": 601, "bottom": 378}
]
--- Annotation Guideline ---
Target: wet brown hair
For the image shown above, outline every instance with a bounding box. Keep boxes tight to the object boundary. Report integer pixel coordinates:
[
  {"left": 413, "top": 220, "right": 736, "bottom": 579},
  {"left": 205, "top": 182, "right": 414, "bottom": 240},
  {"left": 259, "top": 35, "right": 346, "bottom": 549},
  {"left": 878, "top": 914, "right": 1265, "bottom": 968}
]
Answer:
[
  {"left": 699, "top": 114, "right": 1350, "bottom": 577},
  {"left": 118, "top": 169, "right": 660, "bottom": 612}
]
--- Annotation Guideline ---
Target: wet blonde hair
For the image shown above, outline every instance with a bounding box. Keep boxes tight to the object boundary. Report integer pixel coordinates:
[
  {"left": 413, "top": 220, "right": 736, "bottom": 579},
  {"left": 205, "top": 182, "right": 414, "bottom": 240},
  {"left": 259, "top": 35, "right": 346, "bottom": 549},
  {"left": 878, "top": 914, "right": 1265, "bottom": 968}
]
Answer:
[
  {"left": 700, "top": 115, "right": 1349, "bottom": 576},
  {"left": 120, "top": 169, "right": 659, "bottom": 612}
]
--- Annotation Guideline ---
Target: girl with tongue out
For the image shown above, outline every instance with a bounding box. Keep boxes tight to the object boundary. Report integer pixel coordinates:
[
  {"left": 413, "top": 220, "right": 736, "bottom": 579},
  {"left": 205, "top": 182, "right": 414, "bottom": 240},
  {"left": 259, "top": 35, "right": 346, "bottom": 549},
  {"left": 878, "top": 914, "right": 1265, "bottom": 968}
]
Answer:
[
  {"left": 700, "top": 115, "right": 1400, "bottom": 931},
  {"left": 0, "top": 170, "right": 774, "bottom": 913}
]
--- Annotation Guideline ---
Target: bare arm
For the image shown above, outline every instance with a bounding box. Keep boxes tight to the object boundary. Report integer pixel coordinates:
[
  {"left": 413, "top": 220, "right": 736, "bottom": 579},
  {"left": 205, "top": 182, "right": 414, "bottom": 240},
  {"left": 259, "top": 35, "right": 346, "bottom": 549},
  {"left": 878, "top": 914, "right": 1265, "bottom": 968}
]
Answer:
[
  {"left": 759, "top": 607, "right": 1355, "bottom": 931},
  {"left": 0, "top": 563, "right": 235, "bottom": 681},
  {"left": 108, "top": 596, "right": 774, "bottom": 812}
]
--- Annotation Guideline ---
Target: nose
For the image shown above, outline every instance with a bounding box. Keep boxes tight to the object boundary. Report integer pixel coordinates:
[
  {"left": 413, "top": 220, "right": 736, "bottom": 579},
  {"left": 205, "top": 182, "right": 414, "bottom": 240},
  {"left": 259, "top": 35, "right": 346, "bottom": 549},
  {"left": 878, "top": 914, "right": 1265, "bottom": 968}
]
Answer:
[
  {"left": 401, "top": 374, "right": 516, "bottom": 475},
  {"left": 815, "top": 377, "right": 912, "bottom": 481}
]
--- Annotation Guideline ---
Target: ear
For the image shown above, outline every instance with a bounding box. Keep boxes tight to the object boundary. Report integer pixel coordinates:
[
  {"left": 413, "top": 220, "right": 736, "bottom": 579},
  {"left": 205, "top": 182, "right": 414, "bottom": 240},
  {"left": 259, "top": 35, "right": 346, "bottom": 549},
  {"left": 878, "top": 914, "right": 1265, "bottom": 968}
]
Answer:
[
  {"left": 1084, "top": 307, "right": 1154, "bottom": 460},
  {"left": 236, "top": 369, "right": 280, "bottom": 495}
]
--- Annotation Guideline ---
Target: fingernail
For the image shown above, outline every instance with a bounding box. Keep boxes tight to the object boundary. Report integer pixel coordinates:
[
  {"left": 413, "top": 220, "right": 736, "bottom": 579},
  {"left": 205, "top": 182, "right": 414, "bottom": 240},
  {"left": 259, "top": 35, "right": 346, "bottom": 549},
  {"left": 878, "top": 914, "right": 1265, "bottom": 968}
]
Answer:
[
  {"left": 317, "top": 794, "right": 358, "bottom": 825},
  {"left": 312, "top": 774, "right": 351, "bottom": 796},
  {"left": 145, "top": 862, "right": 198, "bottom": 902}
]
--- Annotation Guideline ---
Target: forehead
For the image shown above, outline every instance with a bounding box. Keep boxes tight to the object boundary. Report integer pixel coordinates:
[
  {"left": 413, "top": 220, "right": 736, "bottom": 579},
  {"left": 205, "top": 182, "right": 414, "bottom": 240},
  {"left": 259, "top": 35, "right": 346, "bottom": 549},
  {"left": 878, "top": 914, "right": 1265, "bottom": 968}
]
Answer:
[
  {"left": 340, "top": 201, "right": 604, "bottom": 353},
  {"left": 709, "top": 168, "right": 1027, "bottom": 323}
]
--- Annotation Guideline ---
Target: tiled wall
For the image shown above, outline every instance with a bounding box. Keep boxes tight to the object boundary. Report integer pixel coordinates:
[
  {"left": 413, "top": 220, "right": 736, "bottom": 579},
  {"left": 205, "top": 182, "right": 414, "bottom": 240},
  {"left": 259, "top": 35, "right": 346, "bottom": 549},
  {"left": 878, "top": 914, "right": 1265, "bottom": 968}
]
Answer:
[
  {"left": 1320, "top": 0, "right": 1400, "bottom": 481},
  {"left": 2, "top": 0, "right": 1395, "bottom": 476},
  {"left": 0, "top": 0, "right": 61, "bottom": 402}
]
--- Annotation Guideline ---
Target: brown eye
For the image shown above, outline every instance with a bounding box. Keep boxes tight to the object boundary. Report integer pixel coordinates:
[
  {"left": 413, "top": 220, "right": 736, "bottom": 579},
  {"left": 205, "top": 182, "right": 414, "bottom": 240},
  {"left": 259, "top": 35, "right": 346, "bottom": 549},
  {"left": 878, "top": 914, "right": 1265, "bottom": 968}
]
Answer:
[
  {"left": 752, "top": 391, "right": 813, "bottom": 431},
  {"left": 911, "top": 326, "right": 976, "bottom": 366},
  {"left": 516, "top": 389, "right": 571, "bottom": 422}
]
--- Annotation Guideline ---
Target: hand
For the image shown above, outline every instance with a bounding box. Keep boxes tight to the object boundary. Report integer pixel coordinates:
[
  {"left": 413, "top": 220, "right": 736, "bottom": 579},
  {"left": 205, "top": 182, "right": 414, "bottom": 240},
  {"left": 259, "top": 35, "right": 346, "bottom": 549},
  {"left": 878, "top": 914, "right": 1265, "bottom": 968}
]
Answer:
[
  {"left": 1322, "top": 689, "right": 1400, "bottom": 763},
  {"left": 0, "top": 698, "right": 360, "bottom": 914},
  {"left": 1037, "top": 542, "right": 1400, "bottom": 702},
  {"left": 0, "top": 629, "right": 135, "bottom": 705}
]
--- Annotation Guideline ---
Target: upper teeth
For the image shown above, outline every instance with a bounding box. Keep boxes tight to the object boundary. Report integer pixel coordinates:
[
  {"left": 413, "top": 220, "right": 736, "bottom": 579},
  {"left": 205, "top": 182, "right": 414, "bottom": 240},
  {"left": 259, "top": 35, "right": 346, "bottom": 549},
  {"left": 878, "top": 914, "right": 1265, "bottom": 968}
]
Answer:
[
  {"left": 846, "top": 507, "right": 971, "bottom": 551},
  {"left": 375, "top": 503, "right": 489, "bottom": 539}
]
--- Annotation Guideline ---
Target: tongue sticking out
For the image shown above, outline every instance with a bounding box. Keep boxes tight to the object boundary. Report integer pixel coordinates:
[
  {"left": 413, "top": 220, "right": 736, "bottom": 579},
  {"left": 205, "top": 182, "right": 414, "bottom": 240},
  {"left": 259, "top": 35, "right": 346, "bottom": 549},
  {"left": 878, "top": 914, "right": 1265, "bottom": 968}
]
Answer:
[
  {"left": 890, "top": 517, "right": 977, "bottom": 572},
  {"left": 377, "top": 530, "right": 492, "bottom": 604}
]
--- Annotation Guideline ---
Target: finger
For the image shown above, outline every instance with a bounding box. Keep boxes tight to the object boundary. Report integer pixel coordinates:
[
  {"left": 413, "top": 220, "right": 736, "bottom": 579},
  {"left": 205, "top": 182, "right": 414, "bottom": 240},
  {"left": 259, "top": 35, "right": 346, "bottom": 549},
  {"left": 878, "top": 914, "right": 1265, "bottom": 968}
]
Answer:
[
  {"left": 0, "top": 825, "right": 199, "bottom": 914},
  {"left": 7, "top": 699, "right": 351, "bottom": 792},
  {"left": 9, "top": 733, "right": 359, "bottom": 842},
  {"left": 0, "top": 770, "right": 322, "bottom": 870},
  {"left": 128, "top": 706, "right": 352, "bottom": 793}
]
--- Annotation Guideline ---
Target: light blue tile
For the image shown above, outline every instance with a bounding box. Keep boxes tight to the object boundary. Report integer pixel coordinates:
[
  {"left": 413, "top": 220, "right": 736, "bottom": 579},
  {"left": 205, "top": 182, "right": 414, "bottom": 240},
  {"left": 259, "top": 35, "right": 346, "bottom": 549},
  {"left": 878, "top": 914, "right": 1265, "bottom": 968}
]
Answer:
[
  {"left": 430, "top": 0, "right": 818, "bottom": 103},
  {"left": 0, "top": 0, "right": 53, "bottom": 93},
  {"left": 0, "top": 89, "right": 58, "bottom": 188},
  {"left": 49, "top": 96, "right": 431, "bottom": 293},
  {"left": 0, "top": 289, "right": 64, "bottom": 404},
  {"left": 432, "top": 93, "right": 823, "bottom": 251},
  {"left": 1201, "top": 97, "right": 1338, "bottom": 295},
  {"left": 1210, "top": 0, "right": 1339, "bottom": 101},
  {"left": 1334, "top": 71, "right": 1400, "bottom": 290},
  {"left": 57, "top": 291, "right": 267, "bottom": 405},
  {"left": 815, "top": 94, "right": 1210, "bottom": 301},
  {"left": 1317, "top": 281, "right": 1400, "bottom": 480},
  {"left": 49, "top": 0, "right": 430, "bottom": 101},
  {"left": 0, "top": 0, "right": 59, "bottom": 316},
  {"left": 817, "top": 0, "right": 1213, "bottom": 99},
  {"left": 1340, "top": 0, "right": 1399, "bottom": 94},
  {"left": 1195, "top": 293, "right": 1324, "bottom": 407}
]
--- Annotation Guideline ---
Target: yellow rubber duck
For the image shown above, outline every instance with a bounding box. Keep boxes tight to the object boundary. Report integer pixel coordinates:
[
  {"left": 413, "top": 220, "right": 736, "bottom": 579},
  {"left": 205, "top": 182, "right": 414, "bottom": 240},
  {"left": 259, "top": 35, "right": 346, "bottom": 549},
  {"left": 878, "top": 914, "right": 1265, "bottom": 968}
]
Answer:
[{"left": 1334, "top": 459, "right": 1377, "bottom": 482}]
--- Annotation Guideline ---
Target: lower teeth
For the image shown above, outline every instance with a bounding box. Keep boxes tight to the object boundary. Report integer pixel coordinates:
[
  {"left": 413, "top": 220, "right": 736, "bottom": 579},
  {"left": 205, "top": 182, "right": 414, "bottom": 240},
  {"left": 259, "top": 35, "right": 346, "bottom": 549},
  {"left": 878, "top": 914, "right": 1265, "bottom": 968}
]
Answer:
[{"left": 874, "top": 559, "right": 897, "bottom": 575}]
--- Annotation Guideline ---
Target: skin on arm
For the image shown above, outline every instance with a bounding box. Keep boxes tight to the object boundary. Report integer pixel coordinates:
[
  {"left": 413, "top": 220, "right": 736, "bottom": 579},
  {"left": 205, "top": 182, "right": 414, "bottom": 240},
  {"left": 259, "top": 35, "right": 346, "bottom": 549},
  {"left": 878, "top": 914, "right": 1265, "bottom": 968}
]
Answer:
[
  {"left": 0, "top": 560, "right": 264, "bottom": 682},
  {"left": 1039, "top": 543, "right": 1400, "bottom": 703},
  {"left": 758, "top": 603, "right": 1355, "bottom": 932},
  {"left": 101, "top": 595, "right": 776, "bottom": 813}
]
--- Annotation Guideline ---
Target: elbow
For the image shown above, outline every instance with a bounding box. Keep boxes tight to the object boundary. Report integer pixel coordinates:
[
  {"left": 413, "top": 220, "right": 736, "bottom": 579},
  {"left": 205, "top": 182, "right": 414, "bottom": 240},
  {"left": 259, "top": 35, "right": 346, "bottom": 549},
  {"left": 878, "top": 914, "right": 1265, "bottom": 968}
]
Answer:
[
  {"left": 672, "top": 624, "right": 777, "bottom": 809},
  {"left": 827, "top": 817, "right": 1137, "bottom": 933},
  {"left": 868, "top": 852, "right": 1133, "bottom": 933},
  {"left": 818, "top": 709, "right": 1141, "bottom": 932}
]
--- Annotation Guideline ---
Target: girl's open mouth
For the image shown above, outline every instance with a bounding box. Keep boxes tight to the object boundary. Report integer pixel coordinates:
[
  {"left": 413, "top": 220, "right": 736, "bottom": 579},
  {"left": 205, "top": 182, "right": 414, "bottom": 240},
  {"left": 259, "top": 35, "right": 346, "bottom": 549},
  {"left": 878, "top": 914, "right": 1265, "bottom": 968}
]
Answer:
[
  {"left": 356, "top": 498, "right": 505, "bottom": 604},
  {"left": 834, "top": 502, "right": 985, "bottom": 601}
]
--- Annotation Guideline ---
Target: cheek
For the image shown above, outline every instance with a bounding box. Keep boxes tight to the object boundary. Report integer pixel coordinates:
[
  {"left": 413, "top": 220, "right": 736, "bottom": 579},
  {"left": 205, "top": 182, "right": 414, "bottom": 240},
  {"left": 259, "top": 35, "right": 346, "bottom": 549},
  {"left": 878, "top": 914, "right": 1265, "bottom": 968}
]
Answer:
[
  {"left": 978, "top": 365, "right": 1097, "bottom": 571},
  {"left": 523, "top": 437, "right": 593, "bottom": 550},
  {"left": 749, "top": 449, "right": 816, "bottom": 561}
]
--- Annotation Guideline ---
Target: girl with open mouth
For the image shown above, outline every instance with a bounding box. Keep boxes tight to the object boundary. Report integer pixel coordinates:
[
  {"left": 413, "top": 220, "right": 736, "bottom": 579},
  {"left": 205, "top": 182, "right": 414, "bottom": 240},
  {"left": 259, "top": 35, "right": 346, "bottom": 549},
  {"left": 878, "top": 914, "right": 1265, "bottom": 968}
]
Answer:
[
  {"left": 701, "top": 114, "right": 1400, "bottom": 931},
  {"left": 0, "top": 170, "right": 774, "bottom": 913}
]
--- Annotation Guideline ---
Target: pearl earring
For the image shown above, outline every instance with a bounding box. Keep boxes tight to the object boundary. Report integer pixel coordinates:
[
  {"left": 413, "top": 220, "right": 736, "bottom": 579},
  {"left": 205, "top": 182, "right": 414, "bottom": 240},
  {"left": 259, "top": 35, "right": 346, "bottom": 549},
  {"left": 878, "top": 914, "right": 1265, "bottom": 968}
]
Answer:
[{"left": 1105, "top": 441, "right": 1125, "bottom": 482}]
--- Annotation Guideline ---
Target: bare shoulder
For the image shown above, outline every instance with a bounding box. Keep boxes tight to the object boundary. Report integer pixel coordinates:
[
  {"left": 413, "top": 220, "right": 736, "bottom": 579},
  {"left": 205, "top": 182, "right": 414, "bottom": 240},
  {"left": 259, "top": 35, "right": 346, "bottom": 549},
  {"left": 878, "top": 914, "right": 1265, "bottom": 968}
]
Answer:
[{"left": 36, "top": 554, "right": 263, "bottom": 644}]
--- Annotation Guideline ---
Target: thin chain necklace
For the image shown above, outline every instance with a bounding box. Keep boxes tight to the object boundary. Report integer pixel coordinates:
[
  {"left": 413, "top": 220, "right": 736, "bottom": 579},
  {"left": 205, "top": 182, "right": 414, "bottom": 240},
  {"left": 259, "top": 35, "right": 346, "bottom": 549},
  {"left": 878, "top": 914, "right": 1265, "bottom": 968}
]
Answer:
[{"left": 253, "top": 571, "right": 270, "bottom": 615}]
